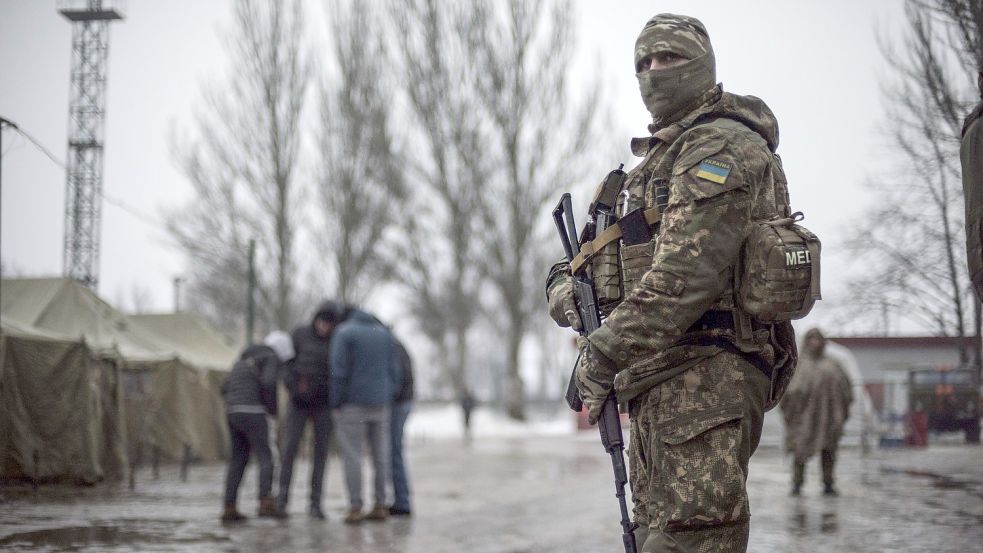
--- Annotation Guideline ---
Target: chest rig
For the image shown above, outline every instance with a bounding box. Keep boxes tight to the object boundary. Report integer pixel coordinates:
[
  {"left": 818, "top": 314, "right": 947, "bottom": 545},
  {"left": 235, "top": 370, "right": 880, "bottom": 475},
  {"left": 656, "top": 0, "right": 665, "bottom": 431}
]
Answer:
[
  {"left": 576, "top": 116, "right": 800, "bottom": 322},
  {"left": 574, "top": 133, "right": 681, "bottom": 315}
]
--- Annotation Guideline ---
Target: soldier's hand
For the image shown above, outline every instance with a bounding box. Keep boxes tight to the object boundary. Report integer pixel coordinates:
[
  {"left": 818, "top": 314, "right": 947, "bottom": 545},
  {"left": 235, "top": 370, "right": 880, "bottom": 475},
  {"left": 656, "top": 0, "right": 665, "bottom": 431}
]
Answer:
[
  {"left": 574, "top": 337, "right": 617, "bottom": 425},
  {"left": 547, "top": 279, "right": 582, "bottom": 331}
]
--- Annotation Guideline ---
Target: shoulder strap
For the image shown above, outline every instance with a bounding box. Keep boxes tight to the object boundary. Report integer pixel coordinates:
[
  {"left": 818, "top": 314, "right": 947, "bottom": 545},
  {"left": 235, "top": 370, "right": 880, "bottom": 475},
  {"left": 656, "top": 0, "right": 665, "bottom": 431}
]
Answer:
[{"left": 570, "top": 207, "right": 661, "bottom": 275}]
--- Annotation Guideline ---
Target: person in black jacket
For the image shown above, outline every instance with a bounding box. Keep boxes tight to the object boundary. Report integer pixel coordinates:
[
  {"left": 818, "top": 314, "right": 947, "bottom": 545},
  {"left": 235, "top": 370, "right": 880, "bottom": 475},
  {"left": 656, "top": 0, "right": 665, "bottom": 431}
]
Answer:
[
  {"left": 276, "top": 301, "right": 345, "bottom": 519},
  {"left": 220, "top": 331, "right": 293, "bottom": 522},
  {"left": 389, "top": 337, "right": 415, "bottom": 516}
]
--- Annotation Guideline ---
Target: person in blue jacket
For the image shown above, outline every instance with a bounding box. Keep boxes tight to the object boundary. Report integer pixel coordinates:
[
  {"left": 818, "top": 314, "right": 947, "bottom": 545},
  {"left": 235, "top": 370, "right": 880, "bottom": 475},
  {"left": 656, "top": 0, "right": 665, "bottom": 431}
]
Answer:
[{"left": 329, "top": 307, "right": 400, "bottom": 523}]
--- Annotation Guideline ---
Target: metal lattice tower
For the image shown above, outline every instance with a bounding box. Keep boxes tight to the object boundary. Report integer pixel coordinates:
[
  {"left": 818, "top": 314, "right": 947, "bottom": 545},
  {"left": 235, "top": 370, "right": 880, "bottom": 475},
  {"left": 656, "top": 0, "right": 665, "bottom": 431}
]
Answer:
[{"left": 59, "top": 0, "right": 124, "bottom": 290}]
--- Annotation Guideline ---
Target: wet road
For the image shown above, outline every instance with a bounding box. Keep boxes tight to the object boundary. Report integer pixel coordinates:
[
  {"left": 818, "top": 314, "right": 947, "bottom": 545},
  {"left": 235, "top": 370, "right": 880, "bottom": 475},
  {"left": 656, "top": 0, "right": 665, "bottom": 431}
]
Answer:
[{"left": 1, "top": 435, "right": 981, "bottom": 552}]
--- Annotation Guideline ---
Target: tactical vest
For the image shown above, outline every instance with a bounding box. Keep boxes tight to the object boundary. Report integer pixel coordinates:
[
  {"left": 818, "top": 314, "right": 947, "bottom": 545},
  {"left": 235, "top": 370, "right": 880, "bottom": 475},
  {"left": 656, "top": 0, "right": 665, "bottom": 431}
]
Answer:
[
  {"left": 584, "top": 117, "right": 819, "bottom": 320},
  {"left": 581, "top": 116, "right": 819, "bottom": 409}
]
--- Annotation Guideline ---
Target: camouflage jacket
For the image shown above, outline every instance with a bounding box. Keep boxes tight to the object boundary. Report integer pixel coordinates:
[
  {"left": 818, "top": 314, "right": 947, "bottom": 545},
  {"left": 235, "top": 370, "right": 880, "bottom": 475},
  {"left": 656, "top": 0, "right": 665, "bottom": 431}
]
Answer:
[
  {"left": 550, "top": 86, "right": 797, "bottom": 404},
  {"left": 961, "top": 103, "right": 983, "bottom": 299}
]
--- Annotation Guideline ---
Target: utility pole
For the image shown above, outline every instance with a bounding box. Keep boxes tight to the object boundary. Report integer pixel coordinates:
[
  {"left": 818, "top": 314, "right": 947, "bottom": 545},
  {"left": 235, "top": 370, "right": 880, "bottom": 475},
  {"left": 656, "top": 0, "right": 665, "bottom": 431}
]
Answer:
[
  {"left": 59, "top": 1, "right": 124, "bottom": 290},
  {"left": 246, "top": 239, "right": 256, "bottom": 345},
  {"left": 172, "top": 276, "right": 184, "bottom": 312}
]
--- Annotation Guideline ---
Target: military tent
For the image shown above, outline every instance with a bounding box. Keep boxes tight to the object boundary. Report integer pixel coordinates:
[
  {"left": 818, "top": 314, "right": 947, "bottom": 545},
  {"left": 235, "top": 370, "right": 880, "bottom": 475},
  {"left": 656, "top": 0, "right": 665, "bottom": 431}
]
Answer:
[
  {"left": 0, "top": 315, "right": 126, "bottom": 484},
  {"left": 129, "top": 312, "right": 239, "bottom": 462},
  {"left": 128, "top": 312, "right": 237, "bottom": 371},
  {"left": 0, "top": 278, "right": 230, "bottom": 471}
]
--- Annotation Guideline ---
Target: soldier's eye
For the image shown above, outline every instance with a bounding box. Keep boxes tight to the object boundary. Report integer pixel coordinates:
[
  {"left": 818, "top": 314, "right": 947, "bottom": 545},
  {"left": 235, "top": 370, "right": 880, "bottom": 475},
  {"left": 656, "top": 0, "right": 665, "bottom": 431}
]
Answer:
[
  {"left": 636, "top": 56, "right": 652, "bottom": 74},
  {"left": 656, "top": 52, "right": 681, "bottom": 64}
]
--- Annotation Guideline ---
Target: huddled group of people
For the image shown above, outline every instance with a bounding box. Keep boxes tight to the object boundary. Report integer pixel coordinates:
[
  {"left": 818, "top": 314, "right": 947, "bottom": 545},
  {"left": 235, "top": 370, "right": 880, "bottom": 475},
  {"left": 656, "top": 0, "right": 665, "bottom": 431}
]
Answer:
[{"left": 219, "top": 301, "right": 414, "bottom": 524}]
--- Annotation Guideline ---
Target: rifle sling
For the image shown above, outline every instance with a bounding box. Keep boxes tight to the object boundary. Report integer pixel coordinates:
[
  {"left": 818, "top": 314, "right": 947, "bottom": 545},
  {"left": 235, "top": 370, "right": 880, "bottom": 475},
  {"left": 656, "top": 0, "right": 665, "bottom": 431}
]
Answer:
[{"left": 570, "top": 207, "right": 661, "bottom": 275}]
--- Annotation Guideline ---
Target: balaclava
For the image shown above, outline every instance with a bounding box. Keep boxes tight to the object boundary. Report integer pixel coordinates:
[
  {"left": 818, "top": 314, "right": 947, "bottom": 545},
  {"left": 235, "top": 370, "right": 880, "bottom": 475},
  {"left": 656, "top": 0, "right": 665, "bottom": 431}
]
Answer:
[
  {"left": 804, "top": 328, "right": 826, "bottom": 358},
  {"left": 634, "top": 13, "right": 716, "bottom": 124}
]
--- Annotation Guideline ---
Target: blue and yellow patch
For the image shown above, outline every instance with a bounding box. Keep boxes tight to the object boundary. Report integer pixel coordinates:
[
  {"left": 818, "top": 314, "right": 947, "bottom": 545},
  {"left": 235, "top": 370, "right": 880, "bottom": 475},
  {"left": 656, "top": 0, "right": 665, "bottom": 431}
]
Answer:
[{"left": 695, "top": 159, "right": 731, "bottom": 184}]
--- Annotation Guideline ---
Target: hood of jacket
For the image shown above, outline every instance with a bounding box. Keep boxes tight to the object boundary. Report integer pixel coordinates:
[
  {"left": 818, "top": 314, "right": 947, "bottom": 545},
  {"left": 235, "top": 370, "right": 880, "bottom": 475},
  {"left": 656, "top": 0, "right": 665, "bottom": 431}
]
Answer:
[
  {"left": 345, "top": 309, "right": 378, "bottom": 326},
  {"left": 640, "top": 85, "right": 780, "bottom": 155}
]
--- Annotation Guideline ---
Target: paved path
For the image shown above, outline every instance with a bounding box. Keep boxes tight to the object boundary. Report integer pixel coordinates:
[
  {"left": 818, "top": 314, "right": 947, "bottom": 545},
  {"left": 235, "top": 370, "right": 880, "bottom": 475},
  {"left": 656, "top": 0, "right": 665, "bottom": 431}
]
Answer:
[{"left": 1, "top": 434, "right": 981, "bottom": 552}]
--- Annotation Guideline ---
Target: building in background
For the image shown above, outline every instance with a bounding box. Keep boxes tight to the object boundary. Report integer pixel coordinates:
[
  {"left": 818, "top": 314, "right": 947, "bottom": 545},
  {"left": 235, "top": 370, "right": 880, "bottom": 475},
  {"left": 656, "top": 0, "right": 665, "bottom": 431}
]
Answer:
[{"left": 828, "top": 336, "right": 979, "bottom": 444}]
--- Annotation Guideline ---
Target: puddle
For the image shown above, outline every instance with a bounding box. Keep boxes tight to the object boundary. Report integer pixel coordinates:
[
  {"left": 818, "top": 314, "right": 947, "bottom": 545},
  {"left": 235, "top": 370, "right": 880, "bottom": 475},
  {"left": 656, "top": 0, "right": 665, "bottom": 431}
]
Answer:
[
  {"left": 0, "top": 523, "right": 231, "bottom": 551},
  {"left": 880, "top": 467, "right": 983, "bottom": 499}
]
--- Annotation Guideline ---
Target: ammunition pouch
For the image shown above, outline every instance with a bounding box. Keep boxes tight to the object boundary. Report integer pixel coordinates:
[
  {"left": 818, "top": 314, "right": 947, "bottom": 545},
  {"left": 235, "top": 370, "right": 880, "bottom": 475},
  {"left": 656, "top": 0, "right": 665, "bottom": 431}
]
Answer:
[{"left": 620, "top": 239, "right": 656, "bottom": 297}]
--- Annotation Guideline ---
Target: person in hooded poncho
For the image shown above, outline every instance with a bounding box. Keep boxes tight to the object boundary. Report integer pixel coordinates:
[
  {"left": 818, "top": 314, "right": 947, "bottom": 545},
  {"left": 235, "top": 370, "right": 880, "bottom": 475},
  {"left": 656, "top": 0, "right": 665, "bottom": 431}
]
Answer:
[{"left": 780, "top": 328, "right": 852, "bottom": 497}]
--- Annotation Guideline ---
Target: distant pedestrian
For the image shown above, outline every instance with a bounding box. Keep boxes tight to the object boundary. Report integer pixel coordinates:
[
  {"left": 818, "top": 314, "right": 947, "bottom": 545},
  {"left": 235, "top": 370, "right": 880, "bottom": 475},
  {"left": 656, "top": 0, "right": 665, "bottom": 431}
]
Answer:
[
  {"left": 330, "top": 308, "right": 400, "bottom": 524},
  {"left": 780, "top": 328, "right": 853, "bottom": 496},
  {"left": 276, "top": 301, "right": 345, "bottom": 519},
  {"left": 220, "top": 331, "right": 293, "bottom": 522},
  {"left": 389, "top": 337, "right": 415, "bottom": 516},
  {"left": 460, "top": 390, "right": 476, "bottom": 443}
]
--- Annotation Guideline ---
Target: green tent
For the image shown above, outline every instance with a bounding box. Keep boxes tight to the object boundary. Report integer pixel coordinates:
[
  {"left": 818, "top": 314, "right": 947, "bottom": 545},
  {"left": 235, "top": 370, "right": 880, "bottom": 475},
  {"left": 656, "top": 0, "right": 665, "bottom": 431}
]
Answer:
[
  {"left": 0, "top": 278, "right": 232, "bottom": 475},
  {"left": 0, "top": 315, "right": 126, "bottom": 484}
]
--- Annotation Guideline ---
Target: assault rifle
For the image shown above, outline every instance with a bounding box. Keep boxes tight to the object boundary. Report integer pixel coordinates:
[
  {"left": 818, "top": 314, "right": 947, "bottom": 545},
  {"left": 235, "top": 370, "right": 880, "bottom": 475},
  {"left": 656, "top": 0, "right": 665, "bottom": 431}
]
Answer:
[{"left": 552, "top": 184, "right": 637, "bottom": 553}]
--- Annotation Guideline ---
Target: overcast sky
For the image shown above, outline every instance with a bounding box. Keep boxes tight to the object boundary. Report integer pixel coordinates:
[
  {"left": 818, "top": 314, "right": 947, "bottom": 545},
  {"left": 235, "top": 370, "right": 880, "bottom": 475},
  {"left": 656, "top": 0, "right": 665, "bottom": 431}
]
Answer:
[{"left": 1, "top": 0, "right": 906, "bottom": 331}]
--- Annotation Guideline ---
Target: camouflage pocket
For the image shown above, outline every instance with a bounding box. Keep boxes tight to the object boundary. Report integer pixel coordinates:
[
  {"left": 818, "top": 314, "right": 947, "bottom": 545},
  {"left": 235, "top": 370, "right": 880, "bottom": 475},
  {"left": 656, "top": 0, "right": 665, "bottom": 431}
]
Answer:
[
  {"left": 658, "top": 405, "right": 748, "bottom": 531},
  {"left": 620, "top": 239, "right": 656, "bottom": 295}
]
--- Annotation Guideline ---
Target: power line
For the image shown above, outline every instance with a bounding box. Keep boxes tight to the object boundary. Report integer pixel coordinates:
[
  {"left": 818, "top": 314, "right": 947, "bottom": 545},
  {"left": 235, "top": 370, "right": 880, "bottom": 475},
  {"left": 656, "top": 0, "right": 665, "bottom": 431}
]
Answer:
[
  {"left": 0, "top": 119, "right": 164, "bottom": 227},
  {"left": 10, "top": 125, "right": 66, "bottom": 170}
]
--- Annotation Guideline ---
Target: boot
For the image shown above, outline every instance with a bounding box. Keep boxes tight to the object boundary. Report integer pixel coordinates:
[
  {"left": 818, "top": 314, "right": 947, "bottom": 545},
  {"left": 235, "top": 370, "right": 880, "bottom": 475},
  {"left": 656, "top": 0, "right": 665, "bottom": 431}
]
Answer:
[
  {"left": 791, "top": 459, "right": 805, "bottom": 497},
  {"left": 365, "top": 505, "right": 389, "bottom": 521},
  {"left": 821, "top": 449, "right": 837, "bottom": 495},
  {"left": 258, "top": 496, "right": 280, "bottom": 518},
  {"left": 344, "top": 508, "right": 365, "bottom": 524},
  {"left": 389, "top": 505, "right": 412, "bottom": 516},
  {"left": 309, "top": 504, "right": 326, "bottom": 520},
  {"left": 273, "top": 495, "right": 289, "bottom": 518},
  {"left": 221, "top": 504, "right": 247, "bottom": 523}
]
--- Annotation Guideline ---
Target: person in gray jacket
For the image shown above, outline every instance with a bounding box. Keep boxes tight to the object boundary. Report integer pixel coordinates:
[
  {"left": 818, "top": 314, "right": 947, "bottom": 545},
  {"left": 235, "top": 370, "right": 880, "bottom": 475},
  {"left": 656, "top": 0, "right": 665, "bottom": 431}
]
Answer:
[
  {"left": 220, "top": 331, "right": 293, "bottom": 522},
  {"left": 330, "top": 308, "right": 400, "bottom": 523}
]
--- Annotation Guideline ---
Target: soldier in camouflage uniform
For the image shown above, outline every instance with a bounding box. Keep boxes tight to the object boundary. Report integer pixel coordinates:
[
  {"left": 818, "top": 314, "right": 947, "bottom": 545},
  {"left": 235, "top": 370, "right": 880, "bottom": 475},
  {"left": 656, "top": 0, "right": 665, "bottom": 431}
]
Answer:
[{"left": 547, "top": 14, "right": 797, "bottom": 552}]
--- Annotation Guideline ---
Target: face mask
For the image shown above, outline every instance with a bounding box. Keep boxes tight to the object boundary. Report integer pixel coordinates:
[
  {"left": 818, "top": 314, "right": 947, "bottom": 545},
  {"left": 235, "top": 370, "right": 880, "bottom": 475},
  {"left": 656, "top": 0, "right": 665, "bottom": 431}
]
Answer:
[{"left": 636, "top": 50, "right": 716, "bottom": 122}]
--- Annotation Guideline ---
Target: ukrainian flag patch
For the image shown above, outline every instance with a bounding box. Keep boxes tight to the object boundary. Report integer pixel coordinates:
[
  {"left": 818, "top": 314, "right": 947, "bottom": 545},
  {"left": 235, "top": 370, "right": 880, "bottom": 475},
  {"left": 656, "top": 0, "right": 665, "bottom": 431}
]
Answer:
[{"left": 695, "top": 159, "right": 731, "bottom": 184}]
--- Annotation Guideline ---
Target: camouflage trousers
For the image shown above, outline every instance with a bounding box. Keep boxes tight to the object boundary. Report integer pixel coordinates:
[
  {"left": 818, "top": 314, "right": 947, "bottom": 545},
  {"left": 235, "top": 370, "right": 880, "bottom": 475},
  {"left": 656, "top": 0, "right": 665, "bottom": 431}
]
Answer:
[{"left": 627, "top": 350, "right": 770, "bottom": 553}]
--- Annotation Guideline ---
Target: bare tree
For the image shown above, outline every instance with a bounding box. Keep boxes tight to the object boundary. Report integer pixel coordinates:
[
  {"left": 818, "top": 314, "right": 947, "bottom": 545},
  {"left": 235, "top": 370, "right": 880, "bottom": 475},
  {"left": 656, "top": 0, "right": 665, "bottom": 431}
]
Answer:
[
  {"left": 114, "top": 282, "right": 154, "bottom": 314},
  {"left": 168, "top": 0, "right": 309, "bottom": 336},
  {"left": 471, "top": 0, "right": 601, "bottom": 420},
  {"left": 386, "top": 0, "right": 489, "bottom": 400},
  {"left": 842, "top": 0, "right": 981, "bottom": 362},
  {"left": 315, "top": 0, "right": 405, "bottom": 305}
]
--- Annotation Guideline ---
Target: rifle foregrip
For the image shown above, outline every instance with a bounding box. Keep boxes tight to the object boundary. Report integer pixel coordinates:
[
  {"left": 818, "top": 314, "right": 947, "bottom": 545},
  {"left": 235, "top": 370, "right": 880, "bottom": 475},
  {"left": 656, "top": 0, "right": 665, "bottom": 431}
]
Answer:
[
  {"left": 597, "top": 395, "right": 624, "bottom": 451},
  {"left": 565, "top": 369, "right": 584, "bottom": 412}
]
